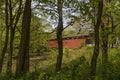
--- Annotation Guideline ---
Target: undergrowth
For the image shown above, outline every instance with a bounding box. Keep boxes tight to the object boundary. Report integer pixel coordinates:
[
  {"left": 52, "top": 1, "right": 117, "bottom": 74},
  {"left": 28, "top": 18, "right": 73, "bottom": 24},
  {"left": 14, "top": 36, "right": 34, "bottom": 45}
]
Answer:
[{"left": 1, "top": 47, "right": 120, "bottom": 80}]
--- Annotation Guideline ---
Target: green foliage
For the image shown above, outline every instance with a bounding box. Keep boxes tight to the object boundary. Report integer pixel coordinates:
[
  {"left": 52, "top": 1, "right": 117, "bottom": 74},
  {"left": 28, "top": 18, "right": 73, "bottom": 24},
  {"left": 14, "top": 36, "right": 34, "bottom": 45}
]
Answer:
[
  {"left": 25, "top": 70, "right": 40, "bottom": 80},
  {"left": 29, "top": 15, "right": 52, "bottom": 56},
  {"left": 1, "top": 47, "right": 120, "bottom": 80},
  {"left": 109, "top": 32, "right": 116, "bottom": 44},
  {"left": 0, "top": 72, "right": 15, "bottom": 80},
  {"left": 96, "top": 47, "right": 120, "bottom": 80}
]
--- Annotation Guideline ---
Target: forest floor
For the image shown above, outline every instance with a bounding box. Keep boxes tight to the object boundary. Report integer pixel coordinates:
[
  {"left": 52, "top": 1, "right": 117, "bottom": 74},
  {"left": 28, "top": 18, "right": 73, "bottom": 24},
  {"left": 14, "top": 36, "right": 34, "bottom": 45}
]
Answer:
[
  {"left": 29, "top": 46, "right": 93, "bottom": 71},
  {"left": 1, "top": 46, "right": 109, "bottom": 72},
  {"left": 1, "top": 46, "right": 120, "bottom": 80},
  {"left": 2, "top": 46, "right": 92, "bottom": 72}
]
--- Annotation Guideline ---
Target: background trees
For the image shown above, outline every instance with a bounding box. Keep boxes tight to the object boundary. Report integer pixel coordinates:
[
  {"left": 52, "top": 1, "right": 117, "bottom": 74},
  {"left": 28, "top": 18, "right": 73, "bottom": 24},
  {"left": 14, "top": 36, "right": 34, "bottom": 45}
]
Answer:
[
  {"left": 7, "top": 0, "right": 23, "bottom": 73},
  {"left": 0, "top": 0, "right": 9, "bottom": 73}
]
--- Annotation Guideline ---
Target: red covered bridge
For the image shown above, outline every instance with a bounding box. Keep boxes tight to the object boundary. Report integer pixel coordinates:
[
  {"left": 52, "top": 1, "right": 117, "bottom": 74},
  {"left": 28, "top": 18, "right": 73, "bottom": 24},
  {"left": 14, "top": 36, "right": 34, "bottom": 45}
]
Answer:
[{"left": 47, "top": 34, "right": 93, "bottom": 49}]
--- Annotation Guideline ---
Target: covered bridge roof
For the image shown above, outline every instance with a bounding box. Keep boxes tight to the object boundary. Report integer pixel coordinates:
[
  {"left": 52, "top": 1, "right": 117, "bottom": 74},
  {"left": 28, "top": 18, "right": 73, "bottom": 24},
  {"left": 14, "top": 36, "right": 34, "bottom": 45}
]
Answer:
[{"left": 48, "top": 34, "right": 90, "bottom": 41}]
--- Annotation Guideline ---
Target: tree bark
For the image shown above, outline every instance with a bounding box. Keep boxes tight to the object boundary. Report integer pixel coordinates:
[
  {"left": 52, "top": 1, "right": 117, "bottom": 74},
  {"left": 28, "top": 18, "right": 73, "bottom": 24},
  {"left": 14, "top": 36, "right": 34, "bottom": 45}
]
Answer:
[
  {"left": 7, "top": 28, "right": 15, "bottom": 73},
  {"left": 15, "top": 0, "right": 31, "bottom": 76},
  {"left": 55, "top": 0, "right": 63, "bottom": 72},
  {"left": 101, "top": 0, "right": 109, "bottom": 80},
  {"left": 7, "top": 0, "right": 13, "bottom": 73},
  {"left": 7, "top": 0, "right": 22, "bottom": 73},
  {"left": 101, "top": 22, "right": 108, "bottom": 80},
  {"left": 90, "top": 0, "right": 103, "bottom": 80},
  {"left": 101, "top": 0, "right": 109, "bottom": 79},
  {"left": 0, "top": 0, "right": 9, "bottom": 73}
]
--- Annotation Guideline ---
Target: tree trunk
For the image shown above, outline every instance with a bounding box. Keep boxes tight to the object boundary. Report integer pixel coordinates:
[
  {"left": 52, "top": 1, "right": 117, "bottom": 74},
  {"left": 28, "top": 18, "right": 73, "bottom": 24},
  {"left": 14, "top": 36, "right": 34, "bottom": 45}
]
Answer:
[
  {"left": 15, "top": 0, "right": 31, "bottom": 77},
  {"left": 7, "top": 0, "right": 22, "bottom": 73},
  {"left": 7, "top": 29, "right": 15, "bottom": 73},
  {"left": 7, "top": 0, "right": 13, "bottom": 73},
  {"left": 90, "top": 0, "right": 103, "bottom": 80},
  {"left": 0, "top": 0, "right": 9, "bottom": 73},
  {"left": 101, "top": 0, "right": 109, "bottom": 80},
  {"left": 101, "top": 23, "right": 108, "bottom": 80},
  {"left": 55, "top": 0, "right": 63, "bottom": 72}
]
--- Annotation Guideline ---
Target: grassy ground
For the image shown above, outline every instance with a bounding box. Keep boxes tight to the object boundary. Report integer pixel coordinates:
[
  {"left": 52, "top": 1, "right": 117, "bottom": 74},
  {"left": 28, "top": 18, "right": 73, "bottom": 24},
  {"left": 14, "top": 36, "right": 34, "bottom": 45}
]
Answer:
[
  {"left": 2, "top": 46, "right": 92, "bottom": 72},
  {"left": 29, "top": 46, "right": 93, "bottom": 71},
  {"left": 1, "top": 46, "right": 120, "bottom": 80}
]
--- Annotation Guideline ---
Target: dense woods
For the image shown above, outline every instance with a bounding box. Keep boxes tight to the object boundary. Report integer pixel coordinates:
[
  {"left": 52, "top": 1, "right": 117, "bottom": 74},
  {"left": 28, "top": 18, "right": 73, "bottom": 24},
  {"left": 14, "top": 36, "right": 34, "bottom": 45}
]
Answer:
[{"left": 0, "top": 0, "right": 120, "bottom": 80}]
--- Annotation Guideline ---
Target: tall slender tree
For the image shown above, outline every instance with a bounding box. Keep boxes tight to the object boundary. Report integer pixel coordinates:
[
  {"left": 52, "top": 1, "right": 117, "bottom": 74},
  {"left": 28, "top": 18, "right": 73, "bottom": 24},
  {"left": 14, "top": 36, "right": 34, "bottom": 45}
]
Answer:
[
  {"left": 15, "top": 0, "right": 31, "bottom": 76},
  {"left": 101, "top": 22, "right": 108, "bottom": 80},
  {"left": 7, "top": 0, "right": 13, "bottom": 73},
  {"left": 55, "top": 0, "right": 63, "bottom": 72},
  {"left": 90, "top": 0, "right": 103, "bottom": 80},
  {"left": 101, "top": 0, "right": 109, "bottom": 79},
  {"left": 7, "top": 0, "right": 23, "bottom": 73},
  {"left": 0, "top": 0, "right": 9, "bottom": 73}
]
